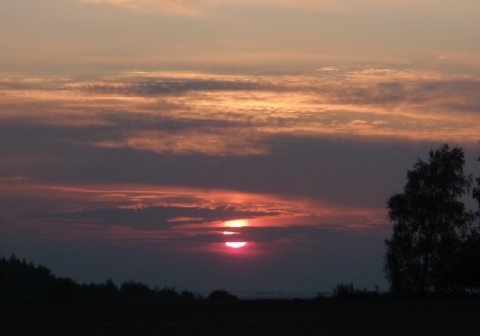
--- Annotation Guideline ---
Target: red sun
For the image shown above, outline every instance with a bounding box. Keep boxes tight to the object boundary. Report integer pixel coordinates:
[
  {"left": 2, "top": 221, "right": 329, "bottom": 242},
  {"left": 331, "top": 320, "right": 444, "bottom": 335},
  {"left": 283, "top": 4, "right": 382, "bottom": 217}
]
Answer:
[
  {"left": 225, "top": 241, "right": 247, "bottom": 249},
  {"left": 223, "top": 219, "right": 248, "bottom": 249}
]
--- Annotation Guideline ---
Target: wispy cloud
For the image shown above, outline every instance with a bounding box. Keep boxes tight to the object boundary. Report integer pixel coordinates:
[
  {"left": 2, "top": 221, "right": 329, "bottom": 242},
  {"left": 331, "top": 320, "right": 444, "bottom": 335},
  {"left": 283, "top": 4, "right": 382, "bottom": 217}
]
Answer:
[
  {"left": 0, "top": 180, "right": 384, "bottom": 248},
  {"left": 80, "top": 0, "right": 204, "bottom": 16},
  {"left": 2, "top": 68, "right": 479, "bottom": 158},
  {"left": 78, "top": 0, "right": 426, "bottom": 16}
]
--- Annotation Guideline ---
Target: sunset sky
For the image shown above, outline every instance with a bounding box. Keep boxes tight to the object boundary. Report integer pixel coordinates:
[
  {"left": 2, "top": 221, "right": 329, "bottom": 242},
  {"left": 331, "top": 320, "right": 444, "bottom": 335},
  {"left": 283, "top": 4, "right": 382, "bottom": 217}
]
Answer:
[{"left": 1, "top": 0, "right": 480, "bottom": 295}]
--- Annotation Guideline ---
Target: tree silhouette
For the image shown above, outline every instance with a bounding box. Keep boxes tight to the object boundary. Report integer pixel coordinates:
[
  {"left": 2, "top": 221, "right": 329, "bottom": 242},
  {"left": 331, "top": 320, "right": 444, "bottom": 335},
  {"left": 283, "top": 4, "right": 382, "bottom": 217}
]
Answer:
[
  {"left": 456, "top": 231, "right": 480, "bottom": 292},
  {"left": 207, "top": 289, "right": 238, "bottom": 302},
  {"left": 474, "top": 153, "right": 480, "bottom": 213},
  {"left": 157, "top": 287, "right": 181, "bottom": 303},
  {"left": 385, "top": 144, "right": 477, "bottom": 294},
  {"left": 0, "top": 254, "right": 81, "bottom": 307},
  {"left": 332, "top": 283, "right": 362, "bottom": 298},
  {"left": 463, "top": 152, "right": 480, "bottom": 291}
]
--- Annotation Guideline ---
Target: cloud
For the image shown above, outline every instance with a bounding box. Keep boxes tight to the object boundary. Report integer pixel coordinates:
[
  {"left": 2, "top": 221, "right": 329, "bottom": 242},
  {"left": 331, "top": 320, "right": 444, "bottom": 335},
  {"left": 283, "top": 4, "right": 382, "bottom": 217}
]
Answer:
[
  {"left": 0, "top": 179, "right": 385, "bottom": 246},
  {"left": 1, "top": 68, "right": 479, "bottom": 212},
  {"left": 5, "top": 68, "right": 479, "bottom": 151},
  {"left": 80, "top": 0, "right": 335, "bottom": 16},
  {"left": 78, "top": 0, "right": 419, "bottom": 16},
  {"left": 80, "top": 0, "right": 203, "bottom": 15}
]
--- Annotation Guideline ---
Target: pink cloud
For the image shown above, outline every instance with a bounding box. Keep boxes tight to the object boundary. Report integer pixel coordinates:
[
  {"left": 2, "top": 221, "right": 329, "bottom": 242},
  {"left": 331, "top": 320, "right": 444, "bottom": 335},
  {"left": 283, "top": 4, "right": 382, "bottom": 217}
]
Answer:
[
  {"left": 78, "top": 0, "right": 449, "bottom": 16},
  {"left": 80, "top": 0, "right": 203, "bottom": 15}
]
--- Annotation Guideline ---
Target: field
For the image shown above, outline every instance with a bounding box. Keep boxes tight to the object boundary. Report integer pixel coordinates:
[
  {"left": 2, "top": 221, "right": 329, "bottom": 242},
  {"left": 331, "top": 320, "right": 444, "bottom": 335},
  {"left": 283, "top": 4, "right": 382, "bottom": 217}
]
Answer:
[{"left": 2, "top": 299, "right": 480, "bottom": 336}]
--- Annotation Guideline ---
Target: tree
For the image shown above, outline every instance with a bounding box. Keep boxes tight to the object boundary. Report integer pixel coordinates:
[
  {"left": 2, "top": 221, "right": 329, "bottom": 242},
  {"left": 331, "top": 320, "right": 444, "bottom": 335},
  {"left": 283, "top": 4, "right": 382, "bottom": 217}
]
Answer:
[
  {"left": 207, "top": 289, "right": 238, "bottom": 302},
  {"left": 384, "top": 144, "right": 476, "bottom": 294},
  {"left": 474, "top": 153, "right": 480, "bottom": 213},
  {"left": 456, "top": 231, "right": 480, "bottom": 292},
  {"left": 332, "top": 283, "right": 363, "bottom": 299},
  {"left": 463, "top": 151, "right": 480, "bottom": 291}
]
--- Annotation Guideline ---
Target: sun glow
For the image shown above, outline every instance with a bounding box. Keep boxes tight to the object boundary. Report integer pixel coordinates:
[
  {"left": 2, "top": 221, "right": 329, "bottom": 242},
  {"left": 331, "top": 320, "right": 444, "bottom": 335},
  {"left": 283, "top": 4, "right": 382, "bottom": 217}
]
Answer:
[
  {"left": 225, "top": 242, "right": 247, "bottom": 249},
  {"left": 223, "top": 219, "right": 249, "bottom": 249},
  {"left": 225, "top": 219, "right": 248, "bottom": 228}
]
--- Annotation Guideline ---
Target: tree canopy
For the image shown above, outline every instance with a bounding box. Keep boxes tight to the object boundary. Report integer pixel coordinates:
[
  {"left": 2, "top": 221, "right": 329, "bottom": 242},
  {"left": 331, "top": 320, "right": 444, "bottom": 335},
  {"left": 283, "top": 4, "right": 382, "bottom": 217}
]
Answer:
[{"left": 384, "top": 144, "right": 479, "bottom": 294}]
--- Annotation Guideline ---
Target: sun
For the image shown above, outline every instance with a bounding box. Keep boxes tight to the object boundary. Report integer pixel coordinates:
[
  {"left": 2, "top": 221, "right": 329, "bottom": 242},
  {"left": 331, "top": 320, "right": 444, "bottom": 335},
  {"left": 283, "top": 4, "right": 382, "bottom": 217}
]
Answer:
[
  {"left": 225, "top": 219, "right": 248, "bottom": 228},
  {"left": 225, "top": 242, "right": 247, "bottom": 249},
  {"left": 223, "top": 219, "right": 248, "bottom": 249}
]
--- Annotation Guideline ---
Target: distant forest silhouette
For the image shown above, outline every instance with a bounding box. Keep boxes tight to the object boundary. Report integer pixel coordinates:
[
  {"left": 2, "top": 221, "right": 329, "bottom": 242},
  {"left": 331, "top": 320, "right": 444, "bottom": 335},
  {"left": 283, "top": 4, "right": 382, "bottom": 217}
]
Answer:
[
  {"left": 1, "top": 253, "right": 388, "bottom": 310},
  {"left": 0, "top": 254, "right": 248, "bottom": 312},
  {"left": 1, "top": 251, "right": 479, "bottom": 315},
  {"left": 4, "top": 254, "right": 480, "bottom": 336}
]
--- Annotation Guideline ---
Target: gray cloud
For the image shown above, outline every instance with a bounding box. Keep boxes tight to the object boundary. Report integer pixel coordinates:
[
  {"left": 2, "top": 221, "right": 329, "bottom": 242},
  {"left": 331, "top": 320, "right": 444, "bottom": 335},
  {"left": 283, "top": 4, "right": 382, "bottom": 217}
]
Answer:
[
  {"left": 61, "top": 70, "right": 480, "bottom": 119},
  {"left": 0, "top": 118, "right": 436, "bottom": 209},
  {"left": 77, "top": 78, "right": 263, "bottom": 96},
  {"left": 26, "top": 205, "right": 282, "bottom": 231}
]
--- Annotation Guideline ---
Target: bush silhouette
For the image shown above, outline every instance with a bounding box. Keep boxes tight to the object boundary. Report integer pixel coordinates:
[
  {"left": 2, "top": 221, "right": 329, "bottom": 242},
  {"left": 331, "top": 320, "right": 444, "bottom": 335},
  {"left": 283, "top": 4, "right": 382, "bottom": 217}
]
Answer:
[{"left": 207, "top": 289, "right": 238, "bottom": 302}]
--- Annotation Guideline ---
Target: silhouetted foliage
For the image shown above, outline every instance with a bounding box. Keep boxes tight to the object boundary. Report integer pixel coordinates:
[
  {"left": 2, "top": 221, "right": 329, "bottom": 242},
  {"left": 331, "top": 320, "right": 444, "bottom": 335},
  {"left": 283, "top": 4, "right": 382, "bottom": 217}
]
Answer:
[
  {"left": 157, "top": 286, "right": 181, "bottom": 303},
  {"left": 463, "top": 151, "right": 480, "bottom": 292},
  {"left": 475, "top": 152, "right": 480, "bottom": 214},
  {"left": 121, "top": 281, "right": 151, "bottom": 296},
  {"left": 120, "top": 281, "right": 155, "bottom": 303},
  {"left": 315, "top": 291, "right": 328, "bottom": 300},
  {"left": 207, "top": 289, "right": 239, "bottom": 302},
  {"left": 47, "top": 277, "right": 81, "bottom": 304},
  {"left": 0, "top": 254, "right": 82, "bottom": 307},
  {"left": 181, "top": 289, "right": 198, "bottom": 302},
  {"left": 81, "top": 281, "right": 117, "bottom": 304},
  {"left": 385, "top": 145, "right": 479, "bottom": 295},
  {"left": 91, "top": 279, "right": 119, "bottom": 301},
  {"left": 332, "top": 283, "right": 381, "bottom": 299},
  {"left": 456, "top": 232, "right": 480, "bottom": 292},
  {"left": 0, "top": 254, "right": 209, "bottom": 311},
  {"left": 332, "top": 283, "right": 360, "bottom": 298}
]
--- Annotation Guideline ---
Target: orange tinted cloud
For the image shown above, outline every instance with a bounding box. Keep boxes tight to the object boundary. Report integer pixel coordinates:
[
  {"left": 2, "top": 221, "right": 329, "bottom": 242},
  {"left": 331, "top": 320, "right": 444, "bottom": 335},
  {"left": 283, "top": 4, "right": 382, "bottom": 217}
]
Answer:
[
  {"left": 0, "top": 179, "right": 385, "bottom": 245},
  {"left": 80, "top": 0, "right": 203, "bottom": 15},
  {"left": 78, "top": 0, "right": 456, "bottom": 16},
  {"left": 2, "top": 68, "right": 479, "bottom": 158},
  {"left": 79, "top": 0, "right": 340, "bottom": 16}
]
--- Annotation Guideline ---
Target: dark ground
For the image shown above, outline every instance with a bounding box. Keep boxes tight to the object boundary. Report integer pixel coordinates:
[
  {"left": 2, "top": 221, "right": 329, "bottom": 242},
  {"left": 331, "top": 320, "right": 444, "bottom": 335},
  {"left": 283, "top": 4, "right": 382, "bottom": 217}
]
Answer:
[{"left": 2, "top": 298, "right": 480, "bottom": 336}]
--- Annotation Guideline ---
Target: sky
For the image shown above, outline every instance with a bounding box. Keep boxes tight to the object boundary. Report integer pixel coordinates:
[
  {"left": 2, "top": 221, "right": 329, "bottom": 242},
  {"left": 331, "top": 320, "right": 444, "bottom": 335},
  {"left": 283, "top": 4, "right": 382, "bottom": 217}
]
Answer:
[{"left": 1, "top": 0, "right": 480, "bottom": 296}]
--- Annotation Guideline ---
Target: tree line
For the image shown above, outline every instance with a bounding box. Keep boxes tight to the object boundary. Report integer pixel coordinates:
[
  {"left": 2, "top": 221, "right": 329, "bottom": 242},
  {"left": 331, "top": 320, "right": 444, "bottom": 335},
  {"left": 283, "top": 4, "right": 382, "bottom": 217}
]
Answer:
[{"left": 0, "top": 254, "right": 240, "bottom": 311}]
